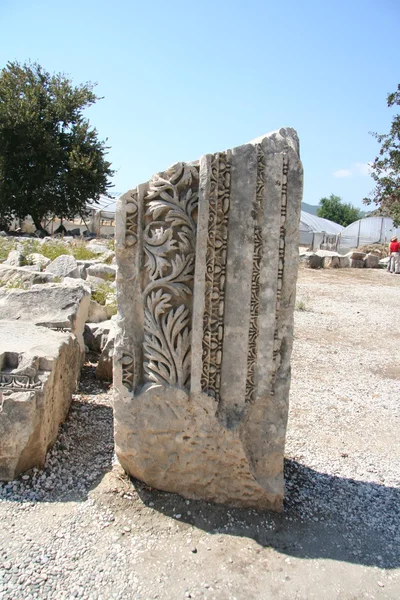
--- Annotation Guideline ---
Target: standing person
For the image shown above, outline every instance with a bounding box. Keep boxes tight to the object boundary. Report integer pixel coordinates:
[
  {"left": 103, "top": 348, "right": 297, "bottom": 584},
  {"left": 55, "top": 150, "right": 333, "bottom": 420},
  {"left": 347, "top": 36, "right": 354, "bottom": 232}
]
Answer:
[{"left": 389, "top": 236, "right": 400, "bottom": 273}]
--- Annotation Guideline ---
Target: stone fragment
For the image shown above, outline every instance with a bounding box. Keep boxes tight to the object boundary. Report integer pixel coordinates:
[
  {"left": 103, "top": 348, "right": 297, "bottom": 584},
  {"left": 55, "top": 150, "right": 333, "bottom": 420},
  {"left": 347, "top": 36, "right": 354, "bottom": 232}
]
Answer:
[
  {"left": 350, "top": 259, "right": 364, "bottom": 268},
  {"left": 87, "top": 300, "right": 109, "bottom": 323},
  {"left": 307, "top": 254, "right": 324, "bottom": 268},
  {"left": 96, "top": 324, "right": 116, "bottom": 381},
  {"left": 87, "top": 264, "right": 116, "bottom": 281},
  {"left": 84, "top": 320, "right": 115, "bottom": 353},
  {"left": 25, "top": 253, "right": 51, "bottom": 270},
  {"left": 349, "top": 251, "right": 366, "bottom": 261},
  {"left": 338, "top": 256, "right": 350, "bottom": 268},
  {"left": 5, "top": 250, "right": 24, "bottom": 267},
  {"left": 323, "top": 256, "right": 340, "bottom": 268},
  {"left": 85, "top": 240, "right": 109, "bottom": 254},
  {"left": 0, "top": 322, "right": 81, "bottom": 480},
  {"left": 0, "top": 265, "right": 56, "bottom": 286},
  {"left": 0, "top": 280, "right": 90, "bottom": 351},
  {"left": 114, "top": 128, "right": 303, "bottom": 511},
  {"left": 45, "top": 255, "right": 80, "bottom": 279},
  {"left": 363, "top": 253, "right": 380, "bottom": 268}
]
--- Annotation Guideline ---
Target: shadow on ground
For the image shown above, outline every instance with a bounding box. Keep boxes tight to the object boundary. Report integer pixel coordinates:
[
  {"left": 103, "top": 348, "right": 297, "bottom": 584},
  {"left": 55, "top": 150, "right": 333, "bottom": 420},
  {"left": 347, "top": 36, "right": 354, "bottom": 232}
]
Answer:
[
  {"left": 132, "top": 460, "right": 400, "bottom": 570},
  {"left": 1, "top": 362, "right": 398, "bottom": 571}
]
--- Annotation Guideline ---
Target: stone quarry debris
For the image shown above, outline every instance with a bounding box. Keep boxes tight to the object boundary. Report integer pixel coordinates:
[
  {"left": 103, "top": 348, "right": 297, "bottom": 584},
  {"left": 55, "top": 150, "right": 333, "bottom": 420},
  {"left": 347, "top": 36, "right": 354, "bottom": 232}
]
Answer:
[
  {"left": 113, "top": 128, "right": 303, "bottom": 511},
  {"left": 0, "top": 264, "right": 57, "bottom": 286},
  {"left": 0, "top": 322, "right": 81, "bottom": 480}
]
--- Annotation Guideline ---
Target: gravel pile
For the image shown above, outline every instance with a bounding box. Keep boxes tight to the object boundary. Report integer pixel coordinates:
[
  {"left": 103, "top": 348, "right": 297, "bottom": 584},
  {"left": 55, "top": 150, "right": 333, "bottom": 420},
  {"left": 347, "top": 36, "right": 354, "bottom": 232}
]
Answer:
[{"left": 0, "top": 269, "right": 399, "bottom": 599}]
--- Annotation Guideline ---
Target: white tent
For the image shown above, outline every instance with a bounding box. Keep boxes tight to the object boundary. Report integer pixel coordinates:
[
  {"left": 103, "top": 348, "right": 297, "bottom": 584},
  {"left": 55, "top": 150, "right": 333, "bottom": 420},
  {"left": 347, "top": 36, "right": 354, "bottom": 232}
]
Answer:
[
  {"left": 338, "top": 217, "right": 400, "bottom": 250},
  {"left": 299, "top": 211, "right": 344, "bottom": 249}
]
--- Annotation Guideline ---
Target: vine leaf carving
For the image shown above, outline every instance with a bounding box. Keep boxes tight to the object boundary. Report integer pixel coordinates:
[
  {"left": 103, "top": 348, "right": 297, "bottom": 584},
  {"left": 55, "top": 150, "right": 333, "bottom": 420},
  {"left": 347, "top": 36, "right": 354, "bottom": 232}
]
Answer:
[
  {"left": 142, "top": 162, "right": 199, "bottom": 390},
  {"left": 143, "top": 291, "right": 191, "bottom": 387}
]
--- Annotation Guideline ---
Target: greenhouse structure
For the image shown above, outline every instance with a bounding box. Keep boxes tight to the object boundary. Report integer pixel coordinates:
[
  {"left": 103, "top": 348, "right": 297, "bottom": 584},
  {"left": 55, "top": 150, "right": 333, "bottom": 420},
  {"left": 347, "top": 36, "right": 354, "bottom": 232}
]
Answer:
[
  {"left": 299, "top": 211, "right": 344, "bottom": 250},
  {"left": 337, "top": 217, "right": 400, "bottom": 251}
]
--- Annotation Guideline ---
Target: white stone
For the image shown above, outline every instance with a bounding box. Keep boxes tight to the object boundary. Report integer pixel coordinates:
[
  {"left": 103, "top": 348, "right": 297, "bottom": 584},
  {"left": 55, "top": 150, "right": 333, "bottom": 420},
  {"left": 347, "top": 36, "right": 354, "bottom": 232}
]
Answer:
[
  {"left": 0, "top": 322, "right": 81, "bottom": 480},
  {"left": 87, "top": 264, "right": 116, "bottom": 281},
  {"left": 25, "top": 253, "right": 51, "bottom": 270},
  {"left": 87, "top": 300, "right": 108, "bottom": 323},
  {"left": 0, "top": 264, "right": 56, "bottom": 286},
  {"left": 114, "top": 128, "right": 303, "bottom": 511},
  {"left": 0, "top": 281, "right": 90, "bottom": 352},
  {"left": 45, "top": 255, "right": 80, "bottom": 279},
  {"left": 5, "top": 250, "right": 24, "bottom": 267}
]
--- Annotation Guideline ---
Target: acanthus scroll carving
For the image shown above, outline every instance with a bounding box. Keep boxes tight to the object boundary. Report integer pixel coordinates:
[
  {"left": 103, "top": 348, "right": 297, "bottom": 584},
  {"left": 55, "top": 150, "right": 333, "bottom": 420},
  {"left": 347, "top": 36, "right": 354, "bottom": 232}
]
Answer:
[{"left": 142, "top": 163, "right": 199, "bottom": 389}]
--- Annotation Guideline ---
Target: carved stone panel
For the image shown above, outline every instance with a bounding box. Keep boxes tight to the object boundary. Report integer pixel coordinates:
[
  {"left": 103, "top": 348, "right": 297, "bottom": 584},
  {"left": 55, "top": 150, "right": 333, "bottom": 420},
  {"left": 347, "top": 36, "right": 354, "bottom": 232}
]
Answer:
[{"left": 114, "top": 128, "right": 303, "bottom": 511}]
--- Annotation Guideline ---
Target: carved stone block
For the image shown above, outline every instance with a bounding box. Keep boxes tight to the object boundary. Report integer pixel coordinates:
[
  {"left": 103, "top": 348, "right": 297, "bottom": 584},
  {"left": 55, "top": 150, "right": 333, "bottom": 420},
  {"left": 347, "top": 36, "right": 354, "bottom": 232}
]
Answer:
[
  {"left": 0, "top": 322, "right": 81, "bottom": 480},
  {"left": 114, "top": 128, "right": 303, "bottom": 511}
]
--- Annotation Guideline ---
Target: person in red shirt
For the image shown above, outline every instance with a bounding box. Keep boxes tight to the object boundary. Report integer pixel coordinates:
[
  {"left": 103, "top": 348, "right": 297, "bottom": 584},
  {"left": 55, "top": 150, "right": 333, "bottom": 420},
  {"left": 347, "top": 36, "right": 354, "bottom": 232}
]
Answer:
[{"left": 389, "top": 236, "right": 400, "bottom": 274}]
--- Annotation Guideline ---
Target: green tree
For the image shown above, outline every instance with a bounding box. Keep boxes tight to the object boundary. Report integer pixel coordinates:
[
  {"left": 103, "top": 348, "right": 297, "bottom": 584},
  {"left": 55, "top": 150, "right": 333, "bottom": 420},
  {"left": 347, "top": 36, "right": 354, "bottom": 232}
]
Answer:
[
  {"left": 317, "top": 194, "right": 362, "bottom": 227},
  {"left": 364, "top": 84, "right": 400, "bottom": 226},
  {"left": 0, "top": 61, "right": 114, "bottom": 231}
]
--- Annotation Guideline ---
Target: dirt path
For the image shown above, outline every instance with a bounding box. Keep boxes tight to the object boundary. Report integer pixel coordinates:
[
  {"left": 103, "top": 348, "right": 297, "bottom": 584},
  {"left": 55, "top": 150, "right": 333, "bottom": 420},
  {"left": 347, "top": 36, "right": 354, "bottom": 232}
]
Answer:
[{"left": 0, "top": 268, "right": 399, "bottom": 600}]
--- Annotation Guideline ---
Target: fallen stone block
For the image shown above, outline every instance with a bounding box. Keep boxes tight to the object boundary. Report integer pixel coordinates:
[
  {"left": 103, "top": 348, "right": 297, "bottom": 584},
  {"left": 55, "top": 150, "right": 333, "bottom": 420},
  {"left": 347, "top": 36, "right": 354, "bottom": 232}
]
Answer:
[
  {"left": 349, "top": 251, "right": 366, "bottom": 261},
  {"left": 87, "top": 300, "right": 109, "bottom": 323},
  {"left": 364, "top": 253, "right": 380, "bottom": 268},
  {"left": 307, "top": 254, "right": 324, "bottom": 269},
  {"left": 0, "top": 264, "right": 57, "bottom": 286},
  {"left": 45, "top": 255, "right": 80, "bottom": 279},
  {"left": 350, "top": 259, "right": 365, "bottom": 268},
  {"left": 25, "top": 253, "right": 51, "bottom": 271},
  {"left": 0, "top": 280, "right": 90, "bottom": 351},
  {"left": 0, "top": 322, "right": 81, "bottom": 480},
  {"left": 5, "top": 250, "right": 24, "bottom": 267},
  {"left": 84, "top": 319, "right": 115, "bottom": 353},
  {"left": 114, "top": 128, "right": 303, "bottom": 511},
  {"left": 338, "top": 256, "right": 350, "bottom": 268},
  {"left": 87, "top": 263, "right": 116, "bottom": 281},
  {"left": 96, "top": 324, "right": 116, "bottom": 382},
  {"left": 323, "top": 256, "right": 340, "bottom": 268}
]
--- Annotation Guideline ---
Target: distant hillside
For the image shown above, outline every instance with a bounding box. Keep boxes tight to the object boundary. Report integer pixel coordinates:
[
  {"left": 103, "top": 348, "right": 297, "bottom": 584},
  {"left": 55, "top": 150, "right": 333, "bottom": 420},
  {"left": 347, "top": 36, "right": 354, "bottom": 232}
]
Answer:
[{"left": 301, "top": 202, "right": 319, "bottom": 215}]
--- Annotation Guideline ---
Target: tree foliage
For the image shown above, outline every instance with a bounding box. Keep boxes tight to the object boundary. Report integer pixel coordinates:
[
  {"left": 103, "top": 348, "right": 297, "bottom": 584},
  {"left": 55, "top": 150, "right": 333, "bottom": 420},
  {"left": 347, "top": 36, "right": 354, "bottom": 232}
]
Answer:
[
  {"left": 317, "top": 194, "right": 362, "bottom": 227},
  {"left": 364, "top": 84, "right": 400, "bottom": 226},
  {"left": 0, "top": 61, "right": 114, "bottom": 230}
]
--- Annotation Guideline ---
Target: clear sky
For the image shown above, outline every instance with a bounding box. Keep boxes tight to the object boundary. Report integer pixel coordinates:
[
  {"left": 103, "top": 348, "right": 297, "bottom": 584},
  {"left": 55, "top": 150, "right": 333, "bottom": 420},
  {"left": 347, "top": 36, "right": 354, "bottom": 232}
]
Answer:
[{"left": 1, "top": 0, "right": 399, "bottom": 209}]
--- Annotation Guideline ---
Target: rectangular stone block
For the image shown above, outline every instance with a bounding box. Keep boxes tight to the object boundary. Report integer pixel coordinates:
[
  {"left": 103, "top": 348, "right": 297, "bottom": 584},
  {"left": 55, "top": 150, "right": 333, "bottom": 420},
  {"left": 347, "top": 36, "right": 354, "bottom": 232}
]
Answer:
[
  {"left": 0, "top": 322, "right": 81, "bottom": 480},
  {"left": 114, "top": 128, "right": 303, "bottom": 511}
]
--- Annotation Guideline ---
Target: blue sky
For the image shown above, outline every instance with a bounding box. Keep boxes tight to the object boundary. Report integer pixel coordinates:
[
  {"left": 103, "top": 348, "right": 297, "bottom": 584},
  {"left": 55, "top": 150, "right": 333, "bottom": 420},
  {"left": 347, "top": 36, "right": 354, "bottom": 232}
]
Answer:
[{"left": 1, "top": 0, "right": 399, "bottom": 209}]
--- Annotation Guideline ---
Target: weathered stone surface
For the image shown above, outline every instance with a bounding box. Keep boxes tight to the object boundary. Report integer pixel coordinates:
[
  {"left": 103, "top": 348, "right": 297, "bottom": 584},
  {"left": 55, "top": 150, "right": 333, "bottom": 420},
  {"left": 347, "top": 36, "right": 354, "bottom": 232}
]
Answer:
[
  {"left": 350, "top": 259, "right": 365, "bottom": 268},
  {"left": 0, "top": 322, "right": 81, "bottom": 480},
  {"left": 84, "top": 320, "right": 115, "bottom": 353},
  {"left": 114, "top": 128, "right": 303, "bottom": 511},
  {"left": 85, "top": 240, "right": 109, "bottom": 254},
  {"left": 364, "top": 253, "right": 380, "bottom": 268},
  {"left": 5, "top": 250, "right": 24, "bottom": 267},
  {"left": 96, "top": 324, "right": 116, "bottom": 381},
  {"left": 87, "top": 300, "right": 108, "bottom": 323},
  {"left": 87, "top": 264, "right": 116, "bottom": 281},
  {"left": 45, "top": 255, "right": 80, "bottom": 279},
  {"left": 307, "top": 254, "right": 324, "bottom": 268},
  {"left": 349, "top": 251, "right": 366, "bottom": 261},
  {"left": 338, "top": 256, "right": 350, "bottom": 268},
  {"left": 26, "top": 253, "right": 51, "bottom": 270},
  {"left": 0, "top": 264, "right": 56, "bottom": 286},
  {"left": 0, "top": 280, "right": 90, "bottom": 351},
  {"left": 323, "top": 256, "right": 340, "bottom": 268}
]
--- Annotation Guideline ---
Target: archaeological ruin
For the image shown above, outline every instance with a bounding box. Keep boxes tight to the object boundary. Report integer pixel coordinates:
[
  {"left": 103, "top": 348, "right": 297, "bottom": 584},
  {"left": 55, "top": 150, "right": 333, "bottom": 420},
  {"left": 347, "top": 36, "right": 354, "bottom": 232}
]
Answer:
[{"left": 113, "top": 128, "right": 303, "bottom": 510}]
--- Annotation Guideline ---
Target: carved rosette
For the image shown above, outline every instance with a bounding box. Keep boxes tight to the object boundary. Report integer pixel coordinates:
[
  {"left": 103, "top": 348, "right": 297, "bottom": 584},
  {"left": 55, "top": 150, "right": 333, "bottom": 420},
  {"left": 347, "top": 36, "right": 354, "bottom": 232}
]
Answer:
[
  {"left": 201, "top": 152, "right": 231, "bottom": 401},
  {"left": 141, "top": 163, "right": 199, "bottom": 389},
  {"left": 245, "top": 144, "right": 265, "bottom": 403}
]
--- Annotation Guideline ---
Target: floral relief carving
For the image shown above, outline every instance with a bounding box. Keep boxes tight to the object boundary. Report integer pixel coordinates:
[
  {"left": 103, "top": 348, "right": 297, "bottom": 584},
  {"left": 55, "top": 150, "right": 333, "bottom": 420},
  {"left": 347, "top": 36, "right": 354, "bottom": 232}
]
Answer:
[{"left": 142, "top": 163, "right": 199, "bottom": 389}]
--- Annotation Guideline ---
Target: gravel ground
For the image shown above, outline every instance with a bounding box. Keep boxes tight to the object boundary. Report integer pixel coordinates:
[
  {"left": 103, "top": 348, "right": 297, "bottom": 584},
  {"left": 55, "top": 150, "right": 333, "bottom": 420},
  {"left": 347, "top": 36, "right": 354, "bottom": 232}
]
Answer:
[{"left": 0, "top": 268, "right": 399, "bottom": 600}]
